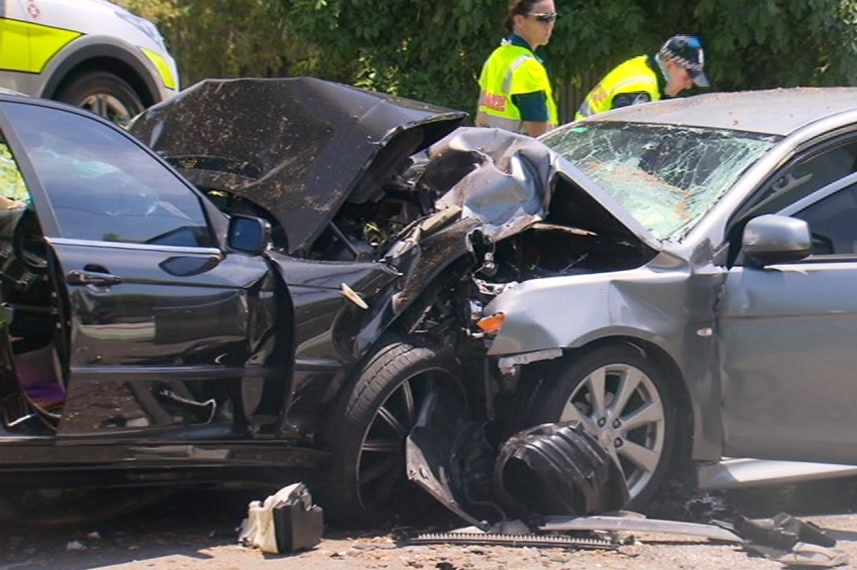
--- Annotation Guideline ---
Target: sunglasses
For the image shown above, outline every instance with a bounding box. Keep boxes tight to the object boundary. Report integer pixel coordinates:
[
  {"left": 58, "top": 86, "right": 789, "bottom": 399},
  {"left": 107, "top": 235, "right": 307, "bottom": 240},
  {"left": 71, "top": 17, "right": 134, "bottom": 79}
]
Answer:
[{"left": 527, "top": 12, "right": 558, "bottom": 24}]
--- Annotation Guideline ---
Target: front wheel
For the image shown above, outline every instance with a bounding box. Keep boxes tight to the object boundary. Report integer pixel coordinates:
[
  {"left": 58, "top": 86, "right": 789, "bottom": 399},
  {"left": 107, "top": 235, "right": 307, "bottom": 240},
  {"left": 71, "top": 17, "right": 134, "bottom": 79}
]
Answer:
[
  {"left": 526, "top": 343, "right": 679, "bottom": 510},
  {"left": 317, "top": 339, "right": 464, "bottom": 529},
  {"left": 54, "top": 71, "right": 146, "bottom": 126}
]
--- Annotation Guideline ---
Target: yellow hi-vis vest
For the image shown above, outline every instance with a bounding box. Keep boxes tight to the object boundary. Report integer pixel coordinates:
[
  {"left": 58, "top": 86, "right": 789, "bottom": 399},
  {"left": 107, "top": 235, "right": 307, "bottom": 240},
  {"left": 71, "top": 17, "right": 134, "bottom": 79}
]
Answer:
[
  {"left": 476, "top": 43, "right": 558, "bottom": 134},
  {"left": 575, "top": 55, "right": 659, "bottom": 120}
]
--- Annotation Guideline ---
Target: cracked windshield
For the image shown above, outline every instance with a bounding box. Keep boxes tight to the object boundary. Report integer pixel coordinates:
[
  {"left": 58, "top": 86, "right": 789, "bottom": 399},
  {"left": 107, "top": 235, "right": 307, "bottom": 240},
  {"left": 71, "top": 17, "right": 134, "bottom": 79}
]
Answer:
[{"left": 542, "top": 123, "right": 780, "bottom": 241}]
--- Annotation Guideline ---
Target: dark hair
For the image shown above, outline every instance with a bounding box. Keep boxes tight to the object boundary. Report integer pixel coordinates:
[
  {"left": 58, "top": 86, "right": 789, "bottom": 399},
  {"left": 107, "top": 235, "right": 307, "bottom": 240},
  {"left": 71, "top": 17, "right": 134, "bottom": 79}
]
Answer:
[{"left": 503, "top": 0, "right": 541, "bottom": 33}]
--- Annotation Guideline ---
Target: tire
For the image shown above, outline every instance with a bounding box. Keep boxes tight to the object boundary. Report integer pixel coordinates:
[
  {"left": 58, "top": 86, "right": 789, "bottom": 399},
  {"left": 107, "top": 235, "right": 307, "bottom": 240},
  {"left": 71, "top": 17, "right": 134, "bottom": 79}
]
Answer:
[
  {"left": 54, "top": 71, "right": 146, "bottom": 126},
  {"left": 526, "top": 343, "right": 678, "bottom": 511},
  {"left": 318, "top": 338, "right": 463, "bottom": 529}
]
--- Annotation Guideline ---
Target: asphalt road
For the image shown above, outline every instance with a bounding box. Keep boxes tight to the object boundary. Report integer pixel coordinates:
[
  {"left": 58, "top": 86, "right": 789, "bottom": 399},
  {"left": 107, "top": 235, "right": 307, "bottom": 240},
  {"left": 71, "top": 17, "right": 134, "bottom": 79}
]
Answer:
[{"left": 3, "top": 478, "right": 857, "bottom": 570}]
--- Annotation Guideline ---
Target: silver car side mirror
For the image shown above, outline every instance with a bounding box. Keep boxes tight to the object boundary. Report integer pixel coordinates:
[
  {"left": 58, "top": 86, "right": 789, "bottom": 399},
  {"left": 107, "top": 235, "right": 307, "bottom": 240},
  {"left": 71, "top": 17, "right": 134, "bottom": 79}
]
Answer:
[{"left": 742, "top": 214, "right": 811, "bottom": 267}]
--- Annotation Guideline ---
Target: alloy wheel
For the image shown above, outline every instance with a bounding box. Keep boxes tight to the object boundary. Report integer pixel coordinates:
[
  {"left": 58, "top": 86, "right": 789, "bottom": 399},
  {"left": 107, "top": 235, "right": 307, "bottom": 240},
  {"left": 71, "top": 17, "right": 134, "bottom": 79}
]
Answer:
[
  {"left": 557, "top": 362, "right": 666, "bottom": 500},
  {"left": 355, "top": 370, "right": 453, "bottom": 512}
]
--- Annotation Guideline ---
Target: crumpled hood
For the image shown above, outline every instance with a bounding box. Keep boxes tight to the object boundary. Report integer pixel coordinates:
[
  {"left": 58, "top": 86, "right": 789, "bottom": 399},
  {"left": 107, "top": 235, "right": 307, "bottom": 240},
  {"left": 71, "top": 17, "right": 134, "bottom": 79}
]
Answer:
[
  {"left": 414, "top": 127, "right": 661, "bottom": 249},
  {"left": 129, "top": 77, "right": 467, "bottom": 255}
]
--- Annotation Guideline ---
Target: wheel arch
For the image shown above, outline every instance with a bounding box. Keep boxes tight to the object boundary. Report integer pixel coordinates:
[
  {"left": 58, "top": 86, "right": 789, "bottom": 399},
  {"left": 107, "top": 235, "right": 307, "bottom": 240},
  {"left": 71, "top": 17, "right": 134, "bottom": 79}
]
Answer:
[{"left": 40, "top": 44, "right": 161, "bottom": 107}]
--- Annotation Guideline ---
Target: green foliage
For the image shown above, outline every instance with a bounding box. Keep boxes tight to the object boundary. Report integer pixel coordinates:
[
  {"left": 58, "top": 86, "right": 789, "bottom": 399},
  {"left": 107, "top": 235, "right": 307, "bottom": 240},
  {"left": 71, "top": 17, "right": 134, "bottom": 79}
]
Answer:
[
  {"left": 266, "top": 0, "right": 857, "bottom": 115},
  {"left": 114, "top": 0, "right": 311, "bottom": 87},
  {"left": 117, "top": 0, "right": 857, "bottom": 118},
  {"left": 694, "top": 0, "right": 857, "bottom": 88}
]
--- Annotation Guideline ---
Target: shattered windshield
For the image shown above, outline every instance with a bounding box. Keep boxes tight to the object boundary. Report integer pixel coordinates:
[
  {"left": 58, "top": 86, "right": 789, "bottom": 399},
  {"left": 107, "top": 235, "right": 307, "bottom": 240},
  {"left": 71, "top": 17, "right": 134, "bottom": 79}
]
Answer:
[{"left": 541, "top": 123, "right": 781, "bottom": 241}]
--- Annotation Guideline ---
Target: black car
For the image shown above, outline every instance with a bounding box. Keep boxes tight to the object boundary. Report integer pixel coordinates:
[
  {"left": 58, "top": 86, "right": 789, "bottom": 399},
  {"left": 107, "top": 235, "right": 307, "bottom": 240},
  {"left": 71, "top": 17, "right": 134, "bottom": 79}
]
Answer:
[{"left": 2, "top": 74, "right": 633, "bottom": 527}]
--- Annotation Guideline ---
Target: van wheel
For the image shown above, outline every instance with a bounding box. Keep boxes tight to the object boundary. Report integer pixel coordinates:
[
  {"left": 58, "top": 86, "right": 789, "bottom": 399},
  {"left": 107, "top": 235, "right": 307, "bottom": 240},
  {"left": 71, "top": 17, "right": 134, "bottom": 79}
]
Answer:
[
  {"left": 318, "top": 338, "right": 463, "bottom": 529},
  {"left": 526, "top": 343, "right": 678, "bottom": 511},
  {"left": 55, "top": 71, "right": 145, "bottom": 126}
]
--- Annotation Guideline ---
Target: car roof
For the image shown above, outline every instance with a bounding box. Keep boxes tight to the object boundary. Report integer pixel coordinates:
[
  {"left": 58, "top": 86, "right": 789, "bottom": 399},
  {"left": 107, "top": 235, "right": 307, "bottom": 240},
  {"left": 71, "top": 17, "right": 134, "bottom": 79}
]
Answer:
[{"left": 578, "top": 87, "right": 857, "bottom": 136}]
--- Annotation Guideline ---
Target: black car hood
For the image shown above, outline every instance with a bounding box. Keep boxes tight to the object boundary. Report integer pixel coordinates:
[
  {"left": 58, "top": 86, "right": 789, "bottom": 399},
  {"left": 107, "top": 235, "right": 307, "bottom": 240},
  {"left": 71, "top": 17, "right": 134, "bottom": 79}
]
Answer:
[{"left": 130, "top": 77, "right": 467, "bottom": 255}]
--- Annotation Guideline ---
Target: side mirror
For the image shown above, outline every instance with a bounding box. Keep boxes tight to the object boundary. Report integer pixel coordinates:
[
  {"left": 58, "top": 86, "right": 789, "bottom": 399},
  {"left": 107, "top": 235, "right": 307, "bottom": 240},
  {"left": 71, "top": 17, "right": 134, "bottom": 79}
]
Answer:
[
  {"left": 742, "top": 214, "right": 811, "bottom": 267},
  {"left": 227, "top": 215, "right": 271, "bottom": 255}
]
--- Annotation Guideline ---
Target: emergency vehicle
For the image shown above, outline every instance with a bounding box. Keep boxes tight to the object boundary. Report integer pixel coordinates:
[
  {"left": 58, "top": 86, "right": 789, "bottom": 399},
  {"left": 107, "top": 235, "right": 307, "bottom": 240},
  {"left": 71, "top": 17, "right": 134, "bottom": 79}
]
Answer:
[{"left": 0, "top": 0, "right": 179, "bottom": 123}]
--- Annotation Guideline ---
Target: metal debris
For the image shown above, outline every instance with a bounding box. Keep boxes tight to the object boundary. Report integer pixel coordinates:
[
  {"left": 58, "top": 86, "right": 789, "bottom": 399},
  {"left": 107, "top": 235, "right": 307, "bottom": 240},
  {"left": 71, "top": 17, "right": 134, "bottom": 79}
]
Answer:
[{"left": 409, "top": 531, "right": 619, "bottom": 550}]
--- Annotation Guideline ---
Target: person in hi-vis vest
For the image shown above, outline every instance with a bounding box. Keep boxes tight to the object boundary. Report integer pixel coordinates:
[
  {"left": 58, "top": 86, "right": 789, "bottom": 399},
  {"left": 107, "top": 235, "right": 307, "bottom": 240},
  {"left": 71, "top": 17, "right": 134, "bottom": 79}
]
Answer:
[
  {"left": 576, "top": 35, "right": 710, "bottom": 121},
  {"left": 476, "top": 0, "right": 559, "bottom": 137}
]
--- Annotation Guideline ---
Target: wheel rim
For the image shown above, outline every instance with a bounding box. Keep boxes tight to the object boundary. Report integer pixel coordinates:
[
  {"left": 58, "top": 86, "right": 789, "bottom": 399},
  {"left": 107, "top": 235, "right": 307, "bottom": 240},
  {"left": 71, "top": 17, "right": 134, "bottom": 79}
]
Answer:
[
  {"left": 558, "top": 362, "right": 666, "bottom": 501},
  {"left": 79, "top": 93, "right": 140, "bottom": 126},
  {"left": 355, "top": 368, "right": 455, "bottom": 512}
]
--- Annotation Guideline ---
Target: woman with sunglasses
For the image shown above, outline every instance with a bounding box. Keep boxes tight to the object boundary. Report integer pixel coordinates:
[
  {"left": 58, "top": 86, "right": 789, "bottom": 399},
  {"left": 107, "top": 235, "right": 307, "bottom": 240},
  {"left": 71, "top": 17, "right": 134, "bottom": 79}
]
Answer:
[
  {"left": 575, "top": 35, "right": 710, "bottom": 120},
  {"left": 476, "top": 0, "right": 558, "bottom": 137}
]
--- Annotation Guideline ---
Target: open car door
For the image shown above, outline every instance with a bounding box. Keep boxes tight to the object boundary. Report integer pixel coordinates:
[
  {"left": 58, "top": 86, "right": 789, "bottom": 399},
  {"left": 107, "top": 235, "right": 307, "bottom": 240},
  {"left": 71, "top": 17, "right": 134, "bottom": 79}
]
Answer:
[{"left": 0, "top": 98, "right": 285, "bottom": 439}]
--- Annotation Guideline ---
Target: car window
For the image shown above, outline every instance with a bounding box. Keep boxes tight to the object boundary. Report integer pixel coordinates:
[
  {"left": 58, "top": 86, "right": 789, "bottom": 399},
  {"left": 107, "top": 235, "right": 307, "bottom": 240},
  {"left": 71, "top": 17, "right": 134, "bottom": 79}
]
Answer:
[
  {"left": 1, "top": 102, "right": 214, "bottom": 248},
  {"left": 750, "top": 139, "right": 857, "bottom": 217},
  {"left": 793, "top": 183, "right": 857, "bottom": 256},
  {"left": 541, "top": 122, "right": 779, "bottom": 241}
]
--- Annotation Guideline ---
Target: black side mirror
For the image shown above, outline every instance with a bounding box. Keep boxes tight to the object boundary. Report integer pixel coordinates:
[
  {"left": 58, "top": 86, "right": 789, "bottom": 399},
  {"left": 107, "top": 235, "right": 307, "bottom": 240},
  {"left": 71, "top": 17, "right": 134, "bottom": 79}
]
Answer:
[
  {"left": 227, "top": 215, "right": 271, "bottom": 255},
  {"left": 742, "top": 214, "right": 811, "bottom": 267}
]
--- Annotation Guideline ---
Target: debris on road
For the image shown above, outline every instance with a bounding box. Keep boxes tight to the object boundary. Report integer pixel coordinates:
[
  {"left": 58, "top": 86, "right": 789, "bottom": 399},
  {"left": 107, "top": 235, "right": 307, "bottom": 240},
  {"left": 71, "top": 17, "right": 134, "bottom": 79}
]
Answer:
[
  {"left": 238, "top": 483, "right": 323, "bottom": 555},
  {"left": 409, "top": 529, "right": 621, "bottom": 550},
  {"left": 65, "top": 540, "right": 87, "bottom": 551},
  {"left": 539, "top": 512, "right": 743, "bottom": 543}
]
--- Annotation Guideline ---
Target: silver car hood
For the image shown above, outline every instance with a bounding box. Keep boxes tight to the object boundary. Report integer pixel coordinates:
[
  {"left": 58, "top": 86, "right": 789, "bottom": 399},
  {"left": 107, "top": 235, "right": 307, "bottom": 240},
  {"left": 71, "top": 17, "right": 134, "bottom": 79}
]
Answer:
[{"left": 420, "top": 127, "right": 662, "bottom": 251}]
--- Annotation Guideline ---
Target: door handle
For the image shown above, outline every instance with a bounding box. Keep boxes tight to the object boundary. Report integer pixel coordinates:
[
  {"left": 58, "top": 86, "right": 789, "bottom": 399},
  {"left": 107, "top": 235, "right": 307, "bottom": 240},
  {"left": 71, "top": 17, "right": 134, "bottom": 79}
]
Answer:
[{"left": 66, "top": 270, "right": 123, "bottom": 286}]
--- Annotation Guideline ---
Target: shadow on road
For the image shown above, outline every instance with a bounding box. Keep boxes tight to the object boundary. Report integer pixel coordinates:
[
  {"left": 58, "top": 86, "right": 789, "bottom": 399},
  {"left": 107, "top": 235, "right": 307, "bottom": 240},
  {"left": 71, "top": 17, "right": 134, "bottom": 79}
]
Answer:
[{"left": 0, "top": 489, "right": 253, "bottom": 570}]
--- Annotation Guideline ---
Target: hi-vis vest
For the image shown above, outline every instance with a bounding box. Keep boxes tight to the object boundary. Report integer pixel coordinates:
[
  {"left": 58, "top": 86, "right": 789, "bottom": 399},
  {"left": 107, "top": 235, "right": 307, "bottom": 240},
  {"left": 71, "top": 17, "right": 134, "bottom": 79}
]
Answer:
[
  {"left": 575, "top": 56, "right": 659, "bottom": 120},
  {"left": 476, "top": 42, "right": 558, "bottom": 134}
]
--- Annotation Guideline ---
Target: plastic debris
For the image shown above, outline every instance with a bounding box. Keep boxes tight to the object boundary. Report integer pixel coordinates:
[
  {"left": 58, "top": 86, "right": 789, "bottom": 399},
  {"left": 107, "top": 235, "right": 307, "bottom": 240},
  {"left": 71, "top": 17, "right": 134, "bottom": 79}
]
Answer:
[{"left": 237, "top": 482, "right": 324, "bottom": 554}]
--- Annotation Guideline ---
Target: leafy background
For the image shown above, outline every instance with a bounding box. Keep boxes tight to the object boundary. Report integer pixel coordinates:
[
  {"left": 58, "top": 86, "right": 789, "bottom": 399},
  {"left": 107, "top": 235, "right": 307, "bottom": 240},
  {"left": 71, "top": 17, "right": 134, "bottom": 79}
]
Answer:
[{"left": 116, "top": 0, "right": 857, "bottom": 122}]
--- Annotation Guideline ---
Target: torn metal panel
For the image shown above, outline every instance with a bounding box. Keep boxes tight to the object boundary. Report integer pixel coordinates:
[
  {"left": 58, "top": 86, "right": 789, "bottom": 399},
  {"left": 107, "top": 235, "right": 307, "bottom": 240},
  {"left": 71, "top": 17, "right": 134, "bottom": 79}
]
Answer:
[
  {"left": 353, "top": 217, "right": 481, "bottom": 355},
  {"left": 405, "top": 390, "right": 497, "bottom": 528},
  {"left": 420, "top": 127, "right": 661, "bottom": 250}
]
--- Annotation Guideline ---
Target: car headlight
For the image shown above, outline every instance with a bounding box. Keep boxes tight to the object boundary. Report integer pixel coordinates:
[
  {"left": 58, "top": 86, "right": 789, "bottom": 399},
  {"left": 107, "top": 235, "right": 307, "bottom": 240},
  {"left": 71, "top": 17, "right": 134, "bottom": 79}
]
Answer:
[{"left": 116, "top": 10, "right": 169, "bottom": 53}]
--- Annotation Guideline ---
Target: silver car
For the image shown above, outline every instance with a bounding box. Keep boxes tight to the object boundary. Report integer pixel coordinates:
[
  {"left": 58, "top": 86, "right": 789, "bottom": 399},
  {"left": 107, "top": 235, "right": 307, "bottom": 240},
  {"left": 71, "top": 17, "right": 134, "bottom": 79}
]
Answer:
[{"left": 484, "top": 87, "right": 857, "bottom": 508}]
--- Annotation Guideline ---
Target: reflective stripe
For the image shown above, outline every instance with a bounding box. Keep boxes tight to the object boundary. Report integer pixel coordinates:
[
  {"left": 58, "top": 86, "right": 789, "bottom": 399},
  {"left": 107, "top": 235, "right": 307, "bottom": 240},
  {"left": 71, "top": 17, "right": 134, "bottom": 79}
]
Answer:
[
  {"left": 577, "top": 56, "right": 660, "bottom": 119},
  {"left": 477, "top": 113, "right": 525, "bottom": 133},
  {"left": 502, "top": 55, "right": 534, "bottom": 94},
  {"left": 142, "top": 47, "right": 178, "bottom": 90},
  {"left": 0, "top": 19, "right": 81, "bottom": 73},
  {"left": 0, "top": 19, "right": 32, "bottom": 71},
  {"left": 29, "top": 24, "right": 81, "bottom": 73},
  {"left": 576, "top": 100, "right": 596, "bottom": 119},
  {"left": 612, "top": 76, "right": 657, "bottom": 93}
]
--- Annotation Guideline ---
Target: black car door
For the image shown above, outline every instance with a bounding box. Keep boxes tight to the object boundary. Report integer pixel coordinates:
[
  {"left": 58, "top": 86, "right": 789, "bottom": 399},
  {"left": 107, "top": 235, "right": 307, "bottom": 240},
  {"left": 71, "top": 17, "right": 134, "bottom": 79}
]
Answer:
[{"left": 1, "top": 100, "right": 282, "bottom": 438}]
